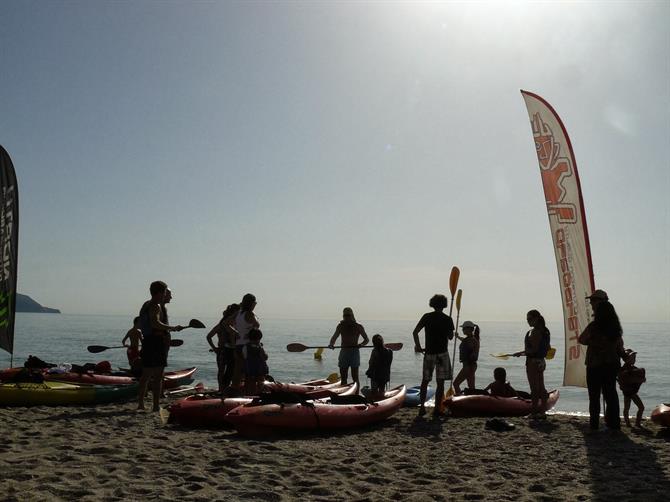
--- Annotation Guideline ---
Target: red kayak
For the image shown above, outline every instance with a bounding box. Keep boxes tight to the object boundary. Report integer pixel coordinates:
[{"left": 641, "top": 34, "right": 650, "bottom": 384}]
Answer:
[
  {"left": 168, "top": 381, "right": 358, "bottom": 427},
  {"left": 651, "top": 403, "right": 670, "bottom": 427},
  {"left": 445, "top": 389, "right": 560, "bottom": 417},
  {"left": 0, "top": 366, "right": 197, "bottom": 389},
  {"left": 225, "top": 385, "right": 406, "bottom": 437}
]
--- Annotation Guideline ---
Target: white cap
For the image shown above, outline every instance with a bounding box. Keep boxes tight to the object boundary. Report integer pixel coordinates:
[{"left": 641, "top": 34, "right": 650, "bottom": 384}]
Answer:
[{"left": 461, "top": 321, "right": 476, "bottom": 329}]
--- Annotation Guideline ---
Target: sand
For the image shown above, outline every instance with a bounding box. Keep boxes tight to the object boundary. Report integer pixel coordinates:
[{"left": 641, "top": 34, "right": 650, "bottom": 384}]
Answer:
[{"left": 1, "top": 401, "right": 669, "bottom": 502}]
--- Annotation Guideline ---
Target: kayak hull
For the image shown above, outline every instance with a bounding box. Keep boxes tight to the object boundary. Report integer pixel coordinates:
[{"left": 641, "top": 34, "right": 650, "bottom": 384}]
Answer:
[
  {"left": 168, "top": 381, "right": 357, "bottom": 428},
  {"left": 225, "top": 385, "right": 406, "bottom": 437},
  {"left": 0, "top": 381, "right": 139, "bottom": 406},
  {"left": 445, "top": 389, "right": 560, "bottom": 417},
  {"left": 651, "top": 403, "right": 670, "bottom": 427}
]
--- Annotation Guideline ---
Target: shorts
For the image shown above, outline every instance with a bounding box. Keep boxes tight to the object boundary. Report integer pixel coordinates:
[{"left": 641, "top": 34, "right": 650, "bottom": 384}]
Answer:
[
  {"left": 140, "top": 336, "right": 167, "bottom": 368},
  {"left": 338, "top": 348, "right": 360, "bottom": 369},
  {"left": 423, "top": 352, "right": 452, "bottom": 381}
]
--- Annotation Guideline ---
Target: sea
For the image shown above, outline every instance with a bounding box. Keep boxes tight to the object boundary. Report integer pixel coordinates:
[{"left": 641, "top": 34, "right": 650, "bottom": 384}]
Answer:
[{"left": 3, "top": 314, "right": 668, "bottom": 416}]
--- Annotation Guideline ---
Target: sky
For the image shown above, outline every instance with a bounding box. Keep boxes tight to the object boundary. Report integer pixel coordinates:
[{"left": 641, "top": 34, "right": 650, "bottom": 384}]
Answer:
[{"left": 1, "top": 1, "right": 668, "bottom": 322}]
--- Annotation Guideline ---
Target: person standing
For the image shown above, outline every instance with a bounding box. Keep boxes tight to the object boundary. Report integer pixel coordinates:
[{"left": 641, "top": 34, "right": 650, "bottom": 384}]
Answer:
[
  {"left": 578, "top": 289, "right": 625, "bottom": 431},
  {"left": 328, "top": 307, "right": 370, "bottom": 386},
  {"left": 231, "top": 293, "right": 260, "bottom": 392},
  {"left": 366, "top": 334, "right": 394, "bottom": 397},
  {"left": 452, "top": 321, "right": 480, "bottom": 395},
  {"left": 206, "top": 303, "right": 241, "bottom": 394},
  {"left": 412, "top": 294, "right": 455, "bottom": 417},
  {"left": 137, "top": 281, "right": 184, "bottom": 411},
  {"left": 513, "top": 310, "right": 550, "bottom": 418},
  {"left": 121, "top": 316, "right": 142, "bottom": 377}
]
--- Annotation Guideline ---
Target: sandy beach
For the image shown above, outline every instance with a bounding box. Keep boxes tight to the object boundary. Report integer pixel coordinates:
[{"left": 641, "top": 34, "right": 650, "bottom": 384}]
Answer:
[{"left": 1, "top": 400, "right": 669, "bottom": 502}]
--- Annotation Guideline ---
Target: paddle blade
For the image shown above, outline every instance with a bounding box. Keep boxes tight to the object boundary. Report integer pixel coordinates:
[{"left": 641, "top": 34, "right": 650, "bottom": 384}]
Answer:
[
  {"left": 384, "top": 342, "right": 403, "bottom": 351},
  {"left": 87, "top": 345, "right": 110, "bottom": 354},
  {"left": 326, "top": 372, "right": 339, "bottom": 383},
  {"left": 170, "top": 339, "right": 184, "bottom": 347},
  {"left": 287, "top": 343, "right": 308, "bottom": 352},
  {"left": 314, "top": 347, "right": 324, "bottom": 360},
  {"left": 449, "top": 266, "right": 460, "bottom": 297},
  {"left": 491, "top": 353, "right": 511, "bottom": 360},
  {"left": 188, "top": 319, "right": 206, "bottom": 328},
  {"left": 455, "top": 289, "right": 462, "bottom": 312},
  {"left": 546, "top": 347, "right": 556, "bottom": 360}
]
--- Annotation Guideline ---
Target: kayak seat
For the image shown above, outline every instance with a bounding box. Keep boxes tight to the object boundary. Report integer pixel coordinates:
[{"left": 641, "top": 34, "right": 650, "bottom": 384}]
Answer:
[{"left": 329, "top": 395, "right": 370, "bottom": 405}]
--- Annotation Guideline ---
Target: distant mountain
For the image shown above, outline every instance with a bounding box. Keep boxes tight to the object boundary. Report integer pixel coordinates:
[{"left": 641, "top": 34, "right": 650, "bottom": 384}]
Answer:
[{"left": 16, "top": 294, "right": 61, "bottom": 313}]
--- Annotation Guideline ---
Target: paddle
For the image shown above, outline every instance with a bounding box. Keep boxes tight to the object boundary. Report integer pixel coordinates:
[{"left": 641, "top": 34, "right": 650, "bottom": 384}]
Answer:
[
  {"left": 491, "top": 347, "right": 556, "bottom": 360},
  {"left": 446, "top": 288, "right": 463, "bottom": 400},
  {"left": 87, "top": 338, "right": 184, "bottom": 353},
  {"left": 286, "top": 342, "right": 404, "bottom": 352},
  {"left": 186, "top": 319, "right": 206, "bottom": 329},
  {"left": 165, "top": 382, "right": 206, "bottom": 397}
]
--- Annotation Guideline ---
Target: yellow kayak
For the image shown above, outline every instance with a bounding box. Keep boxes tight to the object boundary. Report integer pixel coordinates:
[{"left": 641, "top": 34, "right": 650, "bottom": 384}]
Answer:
[{"left": 0, "top": 381, "right": 138, "bottom": 406}]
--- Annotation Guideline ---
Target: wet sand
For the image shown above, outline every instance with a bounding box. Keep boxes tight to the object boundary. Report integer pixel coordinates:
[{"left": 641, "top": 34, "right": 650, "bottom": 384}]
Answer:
[{"left": 1, "top": 403, "right": 669, "bottom": 501}]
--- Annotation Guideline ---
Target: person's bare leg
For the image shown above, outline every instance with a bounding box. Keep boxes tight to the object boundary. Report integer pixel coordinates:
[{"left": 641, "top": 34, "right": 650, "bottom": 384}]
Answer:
[
  {"left": 340, "top": 367, "right": 348, "bottom": 386},
  {"left": 434, "top": 379, "right": 445, "bottom": 416},
  {"left": 632, "top": 395, "right": 644, "bottom": 427},
  {"left": 418, "top": 379, "right": 429, "bottom": 416},
  {"left": 351, "top": 367, "right": 360, "bottom": 387}
]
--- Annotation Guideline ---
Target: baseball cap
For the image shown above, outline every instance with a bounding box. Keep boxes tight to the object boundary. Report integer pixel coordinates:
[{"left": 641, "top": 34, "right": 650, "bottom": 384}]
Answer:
[
  {"left": 586, "top": 289, "right": 608, "bottom": 301},
  {"left": 461, "top": 320, "right": 476, "bottom": 329}
]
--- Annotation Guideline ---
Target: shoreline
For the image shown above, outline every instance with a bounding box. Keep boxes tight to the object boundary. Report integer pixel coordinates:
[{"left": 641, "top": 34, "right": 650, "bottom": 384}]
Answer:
[{"left": 1, "top": 404, "right": 669, "bottom": 501}]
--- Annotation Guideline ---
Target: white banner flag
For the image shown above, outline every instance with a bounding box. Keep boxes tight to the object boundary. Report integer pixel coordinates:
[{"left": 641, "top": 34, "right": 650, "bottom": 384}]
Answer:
[{"left": 521, "top": 91, "right": 595, "bottom": 387}]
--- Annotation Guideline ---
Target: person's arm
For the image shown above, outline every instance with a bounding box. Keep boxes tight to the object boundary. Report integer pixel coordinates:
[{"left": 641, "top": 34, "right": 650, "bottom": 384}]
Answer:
[
  {"left": 245, "top": 311, "right": 260, "bottom": 329},
  {"left": 358, "top": 325, "right": 369, "bottom": 347},
  {"left": 206, "top": 322, "right": 221, "bottom": 352},
  {"left": 150, "top": 304, "right": 183, "bottom": 332},
  {"left": 412, "top": 316, "right": 426, "bottom": 353},
  {"left": 328, "top": 325, "right": 341, "bottom": 349},
  {"left": 121, "top": 330, "right": 130, "bottom": 346},
  {"left": 577, "top": 323, "right": 592, "bottom": 345}
]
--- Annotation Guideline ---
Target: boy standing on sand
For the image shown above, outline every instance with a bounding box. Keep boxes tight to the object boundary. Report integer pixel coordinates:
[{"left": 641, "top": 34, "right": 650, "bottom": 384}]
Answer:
[
  {"left": 618, "top": 349, "right": 646, "bottom": 428},
  {"left": 412, "top": 294, "right": 454, "bottom": 417},
  {"left": 329, "top": 307, "right": 369, "bottom": 386}
]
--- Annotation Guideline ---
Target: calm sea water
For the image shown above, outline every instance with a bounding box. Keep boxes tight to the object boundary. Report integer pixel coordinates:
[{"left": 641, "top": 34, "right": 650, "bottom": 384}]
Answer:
[{"left": 2, "top": 313, "right": 668, "bottom": 415}]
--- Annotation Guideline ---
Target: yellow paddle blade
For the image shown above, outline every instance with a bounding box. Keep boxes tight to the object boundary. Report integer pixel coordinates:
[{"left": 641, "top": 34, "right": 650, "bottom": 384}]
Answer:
[
  {"left": 445, "top": 386, "right": 454, "bottom": 399},
  {"left": 158, "top": 407, "right": 171, "bottom": 426},
  {"left": 456, "top": 289, "right": 462, "bottom": 311},
  {"left": 491, "top": 353, "right": 511, "bottom": 360},
  {"left": 314, "top": 347, "right": 324, "bottom": 360},
  {"left": 326, "top": 372, "right": 339, "bottom": 383},
  {"left": 546, "top": 347, "right": 556, "bottom": 360}
]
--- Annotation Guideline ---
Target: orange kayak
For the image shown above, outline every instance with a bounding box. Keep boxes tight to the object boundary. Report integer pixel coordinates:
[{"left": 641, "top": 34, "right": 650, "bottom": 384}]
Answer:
[
  {"left": 651, "top": 403, "right": 670, "bottom": 427},
  {"left": 225, "top": 385, "right": 406, "bottom": 437},
  {"left": 445, "top": 389, "right": 560, "bottom": 417}
]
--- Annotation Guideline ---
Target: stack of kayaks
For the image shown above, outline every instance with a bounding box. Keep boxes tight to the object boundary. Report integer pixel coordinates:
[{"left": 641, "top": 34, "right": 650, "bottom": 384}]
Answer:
[
  {"left": 0, "top": 381, "right": 139, "bottom": 406},
  {"left": 225, "top": 385, "right": 406, "bottom": 437},
  {"left": 651, "top": 403, "right": 670, "bottom": 427},
  {"left": 0, "top": 366, "right": 197, "bottom": 390},
  {"left": 403, "top": 385, "right": 436, "bottom": 407},
  {"left": 444, "top": 389, "right": 560, "bottom": 417},
  {"left": 167, "top": 378, "right": 356, "bottom": 427}
]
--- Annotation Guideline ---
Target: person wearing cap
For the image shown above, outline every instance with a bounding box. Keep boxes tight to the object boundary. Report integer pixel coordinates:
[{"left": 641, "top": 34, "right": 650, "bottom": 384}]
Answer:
[
  {"left": 412, "top": 294, "right": 455, "bottom": 417},
  {"left": 578, "top": 289, "right": 625, "bottom": 431},
  {"left": 452, "top": 321, "right": 480, "bottom": 395},
  {"left": 617, "top": 349, "right": 646, "bottom": 428}
]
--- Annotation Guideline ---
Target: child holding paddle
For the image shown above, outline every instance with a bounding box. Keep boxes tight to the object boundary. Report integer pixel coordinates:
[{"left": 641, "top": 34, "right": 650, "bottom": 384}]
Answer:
[
  {"left": 452, "top": 321, "right": 480, "bottom": 395},
  {"left": 366, "top": 334, "right": 393, "bottom": 396}
]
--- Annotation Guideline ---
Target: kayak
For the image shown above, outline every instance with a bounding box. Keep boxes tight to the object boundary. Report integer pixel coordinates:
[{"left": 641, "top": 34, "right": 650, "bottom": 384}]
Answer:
[
  {"left": 0, "top": 366, "right": 197, "bottom": 389},
  {"left": 651, "top": 403, "right": 670, "bottom": 427},
  {"left": 0, "top": 381, "right": 139, "bottom": 406},
  {"left": 404, "top": 385, "right": 436, "bottom": 407},
  {"left": 444, "top": 389, "right": 560, "bottom": 417},
  {"left": 225, "top": 385, "right": 406, "bottom": 437},
  {"left": 167, "top": 382, "right": 358, "bottom": 428}
]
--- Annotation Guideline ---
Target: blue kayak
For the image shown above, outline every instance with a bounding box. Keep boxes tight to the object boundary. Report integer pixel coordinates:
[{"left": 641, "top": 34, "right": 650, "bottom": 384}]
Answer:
[{"left": 403, "top": 385, "right": 436, "bottom": 407}]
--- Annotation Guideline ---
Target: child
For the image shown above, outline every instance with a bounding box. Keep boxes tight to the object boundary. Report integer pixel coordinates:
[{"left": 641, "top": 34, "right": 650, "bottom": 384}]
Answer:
[
  {"left": 484, "top": 367, "right": 518, "bottom": 398},
  {"left": 121, "top": 316, "right": 143, "bottom": 377},
  {"left": 243, "top": 329, "right": 269, "bottom": 395},
  {"left": 206, "top": 303, "right": 240, "bottom": 394},
  {"left": 452, "top": 321, "right": 480, "bottom": 395},
  {"left": 618, "top": 349, "right": 646, "bottom": 427},
  {"left": 365, "top": 334, "right": 393, "bottom": 397}
]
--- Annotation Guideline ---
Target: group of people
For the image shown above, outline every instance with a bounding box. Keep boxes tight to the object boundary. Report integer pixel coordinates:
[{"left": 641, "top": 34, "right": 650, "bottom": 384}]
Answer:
[
  {"left": 409, "top": 291, "right": 645, "bottom": 427},
  {"left": 124, "top": 282, "right": 646, "bottom": 428}
]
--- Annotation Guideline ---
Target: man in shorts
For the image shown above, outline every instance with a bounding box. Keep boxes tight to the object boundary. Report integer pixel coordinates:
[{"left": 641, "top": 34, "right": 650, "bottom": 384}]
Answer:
[{"left": 412, "top": 294, "right": 455, "bottom": 417}]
